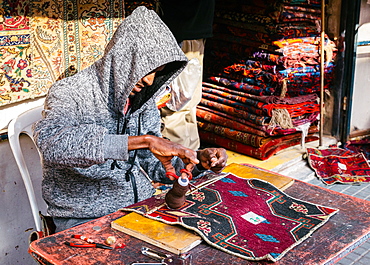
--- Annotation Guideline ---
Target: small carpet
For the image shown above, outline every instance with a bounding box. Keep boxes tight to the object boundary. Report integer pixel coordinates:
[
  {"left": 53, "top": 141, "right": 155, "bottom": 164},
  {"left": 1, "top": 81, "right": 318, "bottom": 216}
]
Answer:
[
  {"left": 122, "top": 173, "right": 338, "bottom": 262},
  {"left": 307, "top": 147, "right": 370, "bottom": 185}
]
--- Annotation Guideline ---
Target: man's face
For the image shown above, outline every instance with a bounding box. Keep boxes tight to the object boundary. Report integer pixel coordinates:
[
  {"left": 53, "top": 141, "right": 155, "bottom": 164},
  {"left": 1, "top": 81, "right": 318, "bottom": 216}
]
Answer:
[{"left": 130, "top": 65, "right": 165, "bottom": 97}]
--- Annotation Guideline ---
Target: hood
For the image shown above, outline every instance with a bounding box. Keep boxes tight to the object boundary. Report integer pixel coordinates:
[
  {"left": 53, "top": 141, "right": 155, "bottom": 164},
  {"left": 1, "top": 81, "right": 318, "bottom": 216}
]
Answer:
[{"left": 94, "top": 6, "right": 188, "bottom": 113}]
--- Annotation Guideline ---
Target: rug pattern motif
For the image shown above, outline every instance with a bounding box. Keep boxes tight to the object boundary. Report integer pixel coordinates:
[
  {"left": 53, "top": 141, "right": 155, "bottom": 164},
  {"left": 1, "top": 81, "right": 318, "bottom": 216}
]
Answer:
[
  {"left": 123, "top": 173, "right": 338, "bottom": 262},
  {"left": 0, "top": 0, "right": 31, "bottom": 104}
]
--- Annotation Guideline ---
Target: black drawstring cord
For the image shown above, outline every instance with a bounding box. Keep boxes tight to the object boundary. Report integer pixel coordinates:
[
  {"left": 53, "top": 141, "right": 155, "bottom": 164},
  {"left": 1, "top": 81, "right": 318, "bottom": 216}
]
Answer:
[
  {"left": 111, "top": 110, "right": 141, "bottom": 203},
  {"left": 110, "top": 160, "right": 121, "bottom": 170},
  {"left": 125, "top": 112, "right": 141, "bottom": 203}
]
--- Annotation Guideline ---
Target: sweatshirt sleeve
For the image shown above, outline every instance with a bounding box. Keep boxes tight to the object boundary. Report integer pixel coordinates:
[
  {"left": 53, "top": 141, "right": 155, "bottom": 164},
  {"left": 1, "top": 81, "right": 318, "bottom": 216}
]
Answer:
[
  {"left": 103, "top": 134, "right": 129, "bottom": 161},
  {"left": 33, "top": 83, "right": 129, "bottom": 168}
]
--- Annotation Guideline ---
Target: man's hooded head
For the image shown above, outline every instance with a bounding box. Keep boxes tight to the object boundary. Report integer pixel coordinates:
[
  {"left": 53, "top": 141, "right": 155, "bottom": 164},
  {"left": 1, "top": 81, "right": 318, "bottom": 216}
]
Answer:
[{"left": 94, "top": 6, "right": 188, "bottom": 113}]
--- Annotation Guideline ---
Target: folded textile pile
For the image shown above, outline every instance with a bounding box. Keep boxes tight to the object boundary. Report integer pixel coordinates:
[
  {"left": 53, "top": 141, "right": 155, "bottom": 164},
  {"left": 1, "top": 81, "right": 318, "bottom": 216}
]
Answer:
[
  {"left": 200, "top": 82, "right": 319, "bottom": 133},
  {"left": 205, "top": 0, "right": 326, "bottom": 74},
  {"left": 197, "top": 80, "right": 319, "bottom": 160},
  {"left": 199, "top": 0, "right": 336, "bottom": 159},
  {"left": 273, "top": 35, "right": 337, "bottom": 97},
  {"left": 278, "top": 62, "right": 335, "bottom": 96}
]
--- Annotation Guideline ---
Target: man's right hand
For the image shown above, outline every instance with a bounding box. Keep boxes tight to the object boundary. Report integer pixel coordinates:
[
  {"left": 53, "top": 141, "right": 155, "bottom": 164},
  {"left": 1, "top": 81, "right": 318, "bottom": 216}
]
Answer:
[{"left": 128, "top": 135, "right": 199, "bottom": 178}]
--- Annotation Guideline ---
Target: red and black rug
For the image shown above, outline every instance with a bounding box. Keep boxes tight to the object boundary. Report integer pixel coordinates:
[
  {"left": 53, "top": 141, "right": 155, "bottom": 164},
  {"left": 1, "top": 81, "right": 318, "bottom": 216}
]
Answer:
[
  {"left": 122, "top": 173, "right": 338, "bottom": 262},
  {"left": 307, "top": 147, "right": 370, "bottom": 185}
]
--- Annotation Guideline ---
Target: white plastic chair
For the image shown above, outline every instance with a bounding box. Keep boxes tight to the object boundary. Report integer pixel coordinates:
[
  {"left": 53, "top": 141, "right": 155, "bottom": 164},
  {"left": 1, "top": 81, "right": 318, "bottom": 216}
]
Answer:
[{"left": 8, "top": 105, "right": 44, "bottom": 235}]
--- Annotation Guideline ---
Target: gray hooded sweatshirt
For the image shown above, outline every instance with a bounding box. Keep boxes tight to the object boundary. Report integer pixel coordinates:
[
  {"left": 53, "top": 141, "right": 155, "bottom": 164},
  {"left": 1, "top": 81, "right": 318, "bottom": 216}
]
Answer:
[{"left": 33, "top": 6, "right": 191, "bottom": 219}]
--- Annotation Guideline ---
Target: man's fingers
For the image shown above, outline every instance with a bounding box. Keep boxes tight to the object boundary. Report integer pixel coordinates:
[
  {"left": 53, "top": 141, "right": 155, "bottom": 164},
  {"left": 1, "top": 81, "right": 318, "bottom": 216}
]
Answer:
[
  {"left": 209, "top": 153, "right": 218, "bottom": 167},
  {"left": 198, "top": 148, "right": 228, "bottom": 172},
  {"left": 155, "top": 155, "right": 176, "bottom": 179},
  {"left": 185, "top": 163, "right": 195, "bottom": 174},
  {"left": 202, "top": 149, "right": 217, "bottom": 167},
  {"left": 210, "top": 149, "right": 228, "bottom": 173},
  {"left": 163, "top": 162, "right": 175, "bottom": 174},
  {"left": 182, "top": 149, "right": 199, "bottom": 164}
]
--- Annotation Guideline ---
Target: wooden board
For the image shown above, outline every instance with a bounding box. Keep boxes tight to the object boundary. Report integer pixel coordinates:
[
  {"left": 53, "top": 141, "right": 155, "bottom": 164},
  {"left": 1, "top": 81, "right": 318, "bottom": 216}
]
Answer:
[
  {"left": 111, "top": 212, "right": 202, "bottom": 254},
  {"left": 222, "top": 163, "right": 294, "bottom": 191}
]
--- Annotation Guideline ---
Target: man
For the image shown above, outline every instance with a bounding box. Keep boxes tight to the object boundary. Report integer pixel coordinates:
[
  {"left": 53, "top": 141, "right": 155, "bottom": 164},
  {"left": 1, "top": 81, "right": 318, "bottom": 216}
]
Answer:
[
  {"left": 159, "top": 0, "right": 215, "bottom": 150},
  {"left": 33, "top": 6, "right": 227, "bottom": 232}
]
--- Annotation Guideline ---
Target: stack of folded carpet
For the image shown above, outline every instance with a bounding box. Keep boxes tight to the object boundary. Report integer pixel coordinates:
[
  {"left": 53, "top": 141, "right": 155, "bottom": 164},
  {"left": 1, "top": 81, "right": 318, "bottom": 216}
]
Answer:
[
  {"left": 272, "top": 36, "right": 336, "bottom": 97},
  {"left": 197, "top": 81, "right": 320, "bottom": 160},
  {"left": 198, "top": 0, "right": 336, "bottom": 160}
]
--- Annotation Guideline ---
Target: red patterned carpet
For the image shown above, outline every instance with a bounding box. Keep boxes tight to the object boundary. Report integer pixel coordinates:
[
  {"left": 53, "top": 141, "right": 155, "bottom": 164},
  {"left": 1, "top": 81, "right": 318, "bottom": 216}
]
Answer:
[{"left": 123, "top": 172, "right": 338, "bottom": 262}]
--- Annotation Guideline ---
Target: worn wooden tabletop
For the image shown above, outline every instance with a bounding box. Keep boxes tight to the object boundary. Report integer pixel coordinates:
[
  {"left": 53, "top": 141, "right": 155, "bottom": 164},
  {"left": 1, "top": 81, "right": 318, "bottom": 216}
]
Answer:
[{"left": 29, "top": 178, "right": 370, "bottom": 265}]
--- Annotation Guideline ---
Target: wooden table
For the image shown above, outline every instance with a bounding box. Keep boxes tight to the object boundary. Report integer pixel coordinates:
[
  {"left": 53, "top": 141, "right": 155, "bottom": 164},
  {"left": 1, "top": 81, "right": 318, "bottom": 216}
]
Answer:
[{"left": 29, "top": 178, "right": 370, "bottom": 265}]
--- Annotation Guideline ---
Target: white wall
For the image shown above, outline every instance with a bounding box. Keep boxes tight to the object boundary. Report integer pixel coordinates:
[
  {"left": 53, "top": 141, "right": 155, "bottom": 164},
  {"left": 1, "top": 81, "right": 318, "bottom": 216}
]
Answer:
[
  {"left": 0, "top": 135, "right": 46, "bottom": 264},
  {"left": 350, "top": 0, "right": 370, "bottom": 133},
  {"left": 351, "top": 41, "right": 370, "bottom": 132}
]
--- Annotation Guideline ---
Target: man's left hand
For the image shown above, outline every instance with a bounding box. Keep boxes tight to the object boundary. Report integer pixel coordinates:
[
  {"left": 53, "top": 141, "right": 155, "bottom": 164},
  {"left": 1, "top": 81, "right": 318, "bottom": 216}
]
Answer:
[{"left": 197, "top": 148, "right": 228, "bottom": 173}]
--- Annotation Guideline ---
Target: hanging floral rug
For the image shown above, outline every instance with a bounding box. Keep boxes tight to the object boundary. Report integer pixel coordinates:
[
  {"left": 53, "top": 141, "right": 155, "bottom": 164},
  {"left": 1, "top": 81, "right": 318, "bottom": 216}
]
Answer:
[
  {"left": 0, "top": 0, "right": 125, "bottom": 106},
  {"left": 307, "top": 147, "right": 370, "bottom": 185},
  {"left": 121, "top": 173, "right": 338, "bottom": 262}
]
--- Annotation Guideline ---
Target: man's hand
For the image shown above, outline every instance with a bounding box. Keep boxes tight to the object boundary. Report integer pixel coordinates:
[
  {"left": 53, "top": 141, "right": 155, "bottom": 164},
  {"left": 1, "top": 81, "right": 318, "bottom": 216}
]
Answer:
[
  {"left": 197, "top": 148, "right": 228, "bottom": 173},
  {"left": 128, "top": 135, "right": 199, "bottom": 180}
]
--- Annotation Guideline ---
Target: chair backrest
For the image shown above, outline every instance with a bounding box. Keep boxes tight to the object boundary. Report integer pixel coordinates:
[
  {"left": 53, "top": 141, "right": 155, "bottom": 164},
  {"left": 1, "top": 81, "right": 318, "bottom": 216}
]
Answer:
[{"left": 8, "top": 105, "right": 44, "bottom": 232}]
